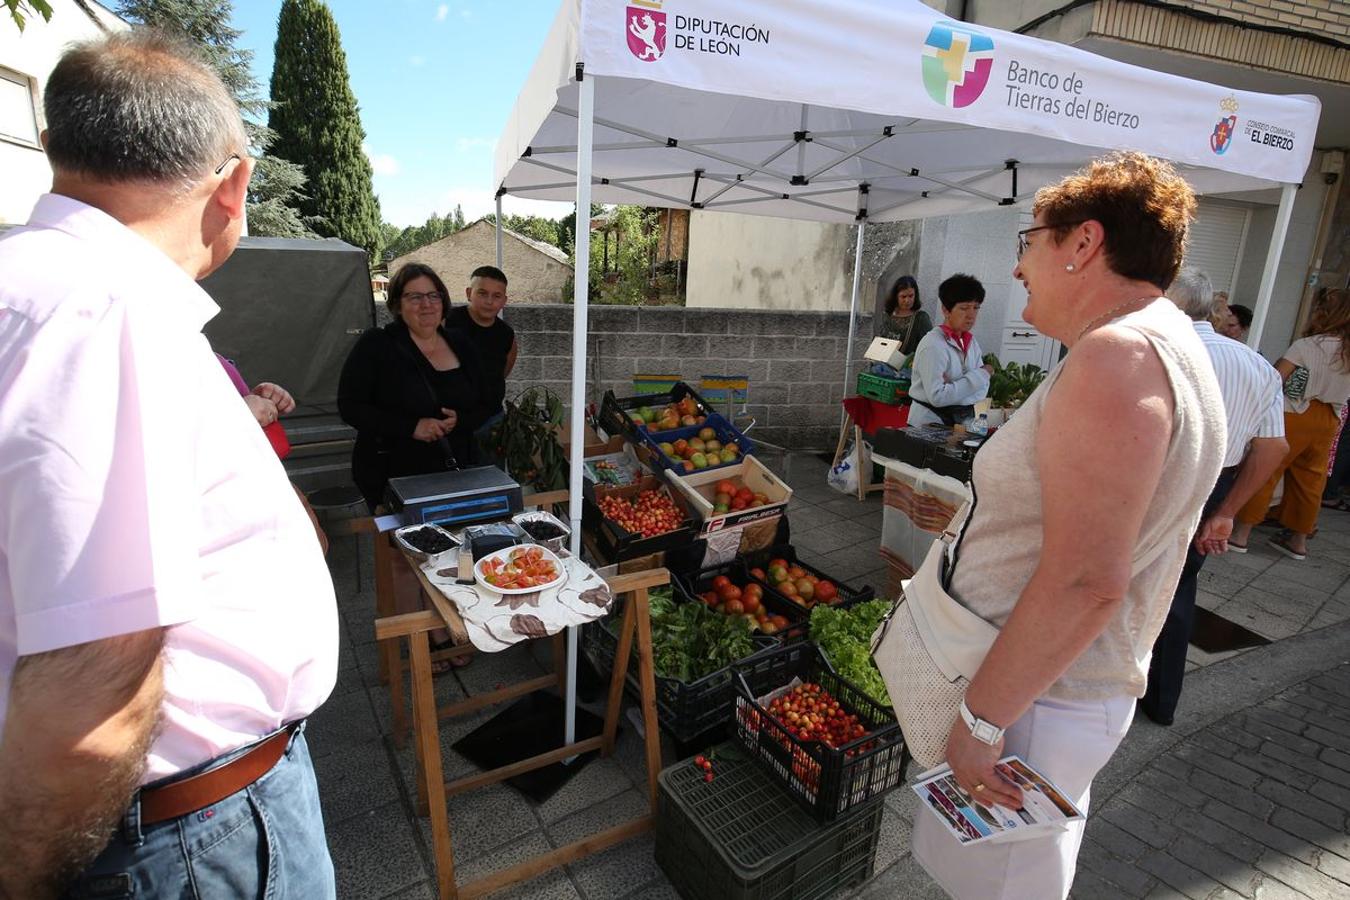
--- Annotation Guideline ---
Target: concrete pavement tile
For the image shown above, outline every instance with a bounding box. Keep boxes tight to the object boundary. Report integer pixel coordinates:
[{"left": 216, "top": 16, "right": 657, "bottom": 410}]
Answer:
[
  {"left": 785, "top": 503, "right": 848, "bottom": 533},
  {"left": 455, "top": 830, "right": 581, "bottom": 900},
  {"left": 872, "top": 802, "right": 913, "bottom": 875},
  {"left": 815, "top": 545, "right": 887, "bottom": 582},
  {"left": 1211, "top": 596, "right": 1305, "bottom": 640},
  {"left": 814, "top": 495, "right": 885, "bottom": 520},
  {"left": 1136, "top": 851, "right": 1224, "bottom": 900},
  {"left": 307, "top": 687, "right": 382, "bottom": 760},
  {"left": 619, "top": 879, "right": 682, "bottom": 900},
  {"left": 1185, "top": 645, "right": 1243, "bottom": 669},
  {"left": 545, "top": 787, "right": 650, "bottom": 847},
  {"left": 1253, "top": 876, "right": 1319, "bottom": 899},
  {"left": 1174, "top": 743, "right": 1263, "bottom": 788},
  {"left": 1068, "top": 866, "right": 1140, "bottom": 900},
  {"left": 1268, "top": 807, "right": 1350, "bottom": 861},
  {"left": 418, "top": 782, "right": 542, "bottom": 864},
  {"left": 851, "top": 854, "right": 949, "bottom": 900},
  {"left": 1256, "top": 849, "right": 1350, "bottom": 900},
  {"left": 535, "top": 756, "right": 633, "bottom": 824},
  {"left": 1315, "top": 851, "right": 1350, "bottom": 885},
  {"left": 1228, "top": 749, "right": 1319, "bottom": 791},
  {"left": 453, "top": 642, "right": 546, "bottom": 697},
  {"left": 1210, "top": 550, "right": 1276, "bottom": 576},
  {"left": 1085, "top": 817, "right": 1152, "bottom": 861},
  {"left": 1166, "top": 834, "right": 1263, "bottom": 896},
  {"left": 1254, "top": 779, "right": 1345, "bottom": 830},
  {"left": 1142, "top": 886, "right": 1191, "bottom": 900},
  {"left": 563, "top": 827, "right": 662, "bottom": 900},
  {"left": 326, "top": 801, "right": 430, "bottom": 900},
  {"left": 793, "top": 525, "right": 860, "bottom": 555},
  {"left": 312, "top": 737, "right": 403, "bottom": 827},
  {"left": 1195, "top": 589, "right": 1226, "bottom": 611},
  {"left": 1198, "top": 568, "right": 1259, "bottom": 598},
  {"left": 1199, "top": 798, "right": 1319, "bottom": 866},
  {"left": 1077, "top": 837, "right": 1160, "bottom": 896},
  {"left": 379, "top": 881, "right": 436, "bottom": 899},
  {"left": 1264, "top": 557, "right": 1350, "bottom": 594}
]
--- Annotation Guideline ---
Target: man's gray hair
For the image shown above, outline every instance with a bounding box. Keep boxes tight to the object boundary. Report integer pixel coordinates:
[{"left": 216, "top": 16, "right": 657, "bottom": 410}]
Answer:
[
  {"left": 43, "top": 30, "right": 247, "bottom": 188},
  {"left": 1168, "top": 268, "right": 1215, "bottom": 322}
]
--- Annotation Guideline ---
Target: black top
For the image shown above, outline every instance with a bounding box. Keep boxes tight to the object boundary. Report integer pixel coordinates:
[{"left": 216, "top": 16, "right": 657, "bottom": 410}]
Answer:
[
  {"left": 446, "top": 305, "right": 514, "bottom": 412},
  {"left": 338, "top": 320, "right": 490, "bottom": 510}
]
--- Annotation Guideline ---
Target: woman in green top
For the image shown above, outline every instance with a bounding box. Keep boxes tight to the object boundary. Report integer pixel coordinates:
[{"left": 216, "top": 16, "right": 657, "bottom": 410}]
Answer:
[{"left": 878, "top": 275, "right": 933, "bottom": 357}]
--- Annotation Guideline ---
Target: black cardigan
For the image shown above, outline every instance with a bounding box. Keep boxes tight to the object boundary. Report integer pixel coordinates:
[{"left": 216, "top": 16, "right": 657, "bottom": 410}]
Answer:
[{"left": 338, "top": 321, "right": 490, "bottom": 509}]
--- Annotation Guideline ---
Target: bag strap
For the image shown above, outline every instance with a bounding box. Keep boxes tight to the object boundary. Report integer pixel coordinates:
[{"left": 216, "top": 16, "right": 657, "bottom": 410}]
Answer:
[{"left": 391, "top": 329, "right": 459, "bottom": 469}]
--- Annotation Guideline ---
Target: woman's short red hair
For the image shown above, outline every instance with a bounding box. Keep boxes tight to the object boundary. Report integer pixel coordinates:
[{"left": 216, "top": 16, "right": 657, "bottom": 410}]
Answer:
[{"left": 1033, "top": 151, "right": 1196, "bottom": 291}]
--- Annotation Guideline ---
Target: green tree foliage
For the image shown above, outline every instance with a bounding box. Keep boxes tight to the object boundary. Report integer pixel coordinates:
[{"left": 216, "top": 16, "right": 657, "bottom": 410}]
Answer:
[
  {"left": 117, "top": 0, "right": 316, "bottom": 237},
  {"left": 4, "top": 0, "right": 52, "bottom": 33},
  {"left": 382, "top": 211, "right": 462, "bottom": 262},
  {"left": 268, "top": 0, "right": 381, "bottom": 258},
  {"left": 483, "top": 213, "right": 564, "bottom": 250},
  {"left": 590, "top": 205, "right": 659, "bottom": 305}
]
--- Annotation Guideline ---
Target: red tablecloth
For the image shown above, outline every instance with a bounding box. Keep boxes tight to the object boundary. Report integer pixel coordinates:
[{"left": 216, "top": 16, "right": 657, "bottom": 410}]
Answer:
[{"left": 842, "top": 396, "right": 909, "bottom": 434}]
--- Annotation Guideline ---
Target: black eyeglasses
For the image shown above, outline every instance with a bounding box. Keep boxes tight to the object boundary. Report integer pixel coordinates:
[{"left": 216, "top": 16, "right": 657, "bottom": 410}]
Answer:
[
  {"left": 402, "top": 291, "right": 445, "bottom": 306},
  {"left": 1017, "top": 220, "right": 1086, "bottom": 259},
  {"left": 213, "top": 153, "right": 242, "bottom": 176}
]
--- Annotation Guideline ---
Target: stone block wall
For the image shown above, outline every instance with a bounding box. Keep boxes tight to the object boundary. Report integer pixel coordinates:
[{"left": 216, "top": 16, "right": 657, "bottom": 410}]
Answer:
[{"left": 502, "top": 304, "right": 875, "bottom": 450}]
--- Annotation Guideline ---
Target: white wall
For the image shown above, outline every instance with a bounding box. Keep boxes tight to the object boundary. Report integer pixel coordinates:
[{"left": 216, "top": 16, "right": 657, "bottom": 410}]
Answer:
[
  {"left": 1227, "top": 155, "right": 1333, "bottom": 359},
  {"left": 685, "top": 211, "right": 855, "bottom": 311},
  {"left": 0, "top": 1, "right": 126, "bottom": 224},
  {"left": 917, "top": 206, "right": 1021, "bottom": 357}
]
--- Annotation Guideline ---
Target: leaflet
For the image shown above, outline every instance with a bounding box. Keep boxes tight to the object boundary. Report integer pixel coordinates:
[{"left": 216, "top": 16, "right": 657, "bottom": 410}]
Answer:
[{"left": 911, "top": 755, "right": 1084, "bottom": 846}]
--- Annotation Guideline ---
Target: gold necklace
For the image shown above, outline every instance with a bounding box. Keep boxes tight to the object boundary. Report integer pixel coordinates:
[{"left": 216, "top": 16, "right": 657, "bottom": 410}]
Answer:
[{"left": 1074, "top": 295, "right": 1157, "bottom": 344}]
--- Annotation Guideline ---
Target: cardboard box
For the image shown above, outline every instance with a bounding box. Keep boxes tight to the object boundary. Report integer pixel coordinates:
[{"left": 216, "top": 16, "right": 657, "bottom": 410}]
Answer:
[
  {"left": 664, "top": 455, "right": 792, "bottom": 536},
  {"left": 864, "top": 336, "right": 906, "bottom": 369},
  {"left": 557, "top": 420, "right": 626, "bottom": 458}
]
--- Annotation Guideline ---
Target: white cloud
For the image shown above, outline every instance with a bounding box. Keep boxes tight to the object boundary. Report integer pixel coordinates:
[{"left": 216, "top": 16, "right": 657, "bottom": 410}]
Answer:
[
  {"left": 409, "top": 55, "right": 425, "bottom": 67},
  {"left": 454, "top": 136, "right": 496, "bottom": 153},
  {"left": 362, "top": 143, "right": 401, "bottom": 177},
  {"left": 435, "top": 4, "right": 448, "bottom": 21}
]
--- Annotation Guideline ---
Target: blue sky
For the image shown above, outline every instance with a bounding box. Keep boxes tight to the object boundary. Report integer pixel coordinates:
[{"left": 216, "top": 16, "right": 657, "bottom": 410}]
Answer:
[{"left": 232, "top": 0, "right": 573, "bottom": 227}]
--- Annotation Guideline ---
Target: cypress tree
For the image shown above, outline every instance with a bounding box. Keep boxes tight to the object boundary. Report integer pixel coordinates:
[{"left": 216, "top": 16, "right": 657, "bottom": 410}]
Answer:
[
  {"left": 117, "top": 0, "right": 317, "bottom": 238},
  {"left": 268, "top": 0, "right": 381, "bottom": 258}
]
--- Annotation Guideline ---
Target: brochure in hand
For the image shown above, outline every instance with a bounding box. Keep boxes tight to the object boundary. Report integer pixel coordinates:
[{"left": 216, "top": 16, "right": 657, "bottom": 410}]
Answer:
[{"left": 911, "top": 755, "right": 1084, "bottom": 846}]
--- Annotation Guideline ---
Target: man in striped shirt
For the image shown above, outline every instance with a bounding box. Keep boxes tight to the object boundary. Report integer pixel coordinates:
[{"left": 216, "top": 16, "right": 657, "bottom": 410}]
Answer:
[{"left": 1142, "top": 269, "right": 1287, "bottom": 726}]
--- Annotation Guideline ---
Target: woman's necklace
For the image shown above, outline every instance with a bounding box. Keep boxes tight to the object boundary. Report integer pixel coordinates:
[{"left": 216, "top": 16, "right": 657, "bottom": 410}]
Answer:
[{"left": 1075, "top": 295, "right": 1157, "bottom": 344}]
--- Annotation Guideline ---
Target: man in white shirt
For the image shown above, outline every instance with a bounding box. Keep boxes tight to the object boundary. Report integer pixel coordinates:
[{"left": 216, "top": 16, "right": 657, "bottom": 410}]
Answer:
[
  {"left": 0, "top": 32, "right": 337, "bottom": 897},
  {"left": 1142, "top": 269, "right": 1286, "bottom": 725}
]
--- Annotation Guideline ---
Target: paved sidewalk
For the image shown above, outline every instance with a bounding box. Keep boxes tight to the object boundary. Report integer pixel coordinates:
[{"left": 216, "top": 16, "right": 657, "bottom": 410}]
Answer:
[{"left": 310, "top": 451, "right": 1350, "bottom": 899}]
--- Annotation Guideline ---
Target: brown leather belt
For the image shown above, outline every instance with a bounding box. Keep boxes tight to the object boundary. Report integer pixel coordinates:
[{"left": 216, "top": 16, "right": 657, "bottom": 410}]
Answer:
[{"left": 139, "top": 726, "right": 295, "bottom": 825}]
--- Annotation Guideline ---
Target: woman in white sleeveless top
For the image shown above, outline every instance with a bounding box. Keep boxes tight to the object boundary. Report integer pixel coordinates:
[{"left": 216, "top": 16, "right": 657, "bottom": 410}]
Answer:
[{"left": 911, "top": 152, "right": 1226, "bottom": 899}]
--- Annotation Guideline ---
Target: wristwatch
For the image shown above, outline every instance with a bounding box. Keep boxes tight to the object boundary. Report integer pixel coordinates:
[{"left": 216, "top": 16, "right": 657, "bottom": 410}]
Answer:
[{"left": 960, "top": 700, "right": 1005, "bottom": 746}]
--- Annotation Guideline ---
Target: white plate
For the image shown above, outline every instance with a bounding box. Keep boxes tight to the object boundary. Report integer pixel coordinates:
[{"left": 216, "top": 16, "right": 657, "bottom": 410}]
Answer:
[{"left": 474, "top": 545, "right": 567, "bottom": 595}]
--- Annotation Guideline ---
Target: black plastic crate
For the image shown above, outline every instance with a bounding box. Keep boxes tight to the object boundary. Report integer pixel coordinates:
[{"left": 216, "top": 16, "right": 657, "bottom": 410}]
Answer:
[
  {"left": 637, "top": 413, "right": 755, "bottom": 475},
  {"left": 598, "top": 382, "right": 717, "bottom": 440},
  {"left": 655, "top": 743, "right": 883, "bottom": 900},
  {"left": 742, "top": 544, "right": 877, "bottom": 610},
  {"left": 675, "top": 559, "right": 807, "bottom": 642},
  {"left": 581, "top": 587, "right": 777, "bottom": 744},
  {"left": 732, "top": 644, "right": 907, "bottom": 822},
  {"left": 580, "top": 475, "right": 698, "bottom": 563}
]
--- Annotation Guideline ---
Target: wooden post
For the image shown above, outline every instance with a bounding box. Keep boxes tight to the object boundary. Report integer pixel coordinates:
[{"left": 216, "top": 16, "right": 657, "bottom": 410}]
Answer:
[
  {"left": 630, "top": 586, "right": 663, "bottom": 808},
  {"left": 601, "top": 593, "right": 638, "bottom": 757},
  {"left": 410, "top": 631, "right": 456, "bottom": 899}
]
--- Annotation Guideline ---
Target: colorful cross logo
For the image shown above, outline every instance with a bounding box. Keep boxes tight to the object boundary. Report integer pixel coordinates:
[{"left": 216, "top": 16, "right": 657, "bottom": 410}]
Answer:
[{"left": 922, "top": 22, "right": 994, "bottom": 109}]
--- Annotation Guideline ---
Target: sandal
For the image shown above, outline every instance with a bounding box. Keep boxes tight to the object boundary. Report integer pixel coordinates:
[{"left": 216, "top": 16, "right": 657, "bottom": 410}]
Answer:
[
  {"left": 1227, "top": 540, "right": 1248, "bottom": 553},
  {"left": 1320, "top": 497, "right": 1350, "bottom": 511},
  {"left": 429, "top": 636, "right": 472, "bottom": 674},
  {"left": 1268, "top": 531, "right": 1307, "bottom": 561}
]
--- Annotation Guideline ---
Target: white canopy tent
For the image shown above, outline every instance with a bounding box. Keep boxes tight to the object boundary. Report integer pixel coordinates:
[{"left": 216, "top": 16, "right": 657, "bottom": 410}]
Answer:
[{"left": 492, "top": 0, "right": 1321, "bottom": 744}]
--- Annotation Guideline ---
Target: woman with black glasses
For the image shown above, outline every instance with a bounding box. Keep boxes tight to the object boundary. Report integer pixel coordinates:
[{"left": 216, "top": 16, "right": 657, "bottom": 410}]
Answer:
[{"left": 339, "top": 263, "right": 488, "bottom": 512}]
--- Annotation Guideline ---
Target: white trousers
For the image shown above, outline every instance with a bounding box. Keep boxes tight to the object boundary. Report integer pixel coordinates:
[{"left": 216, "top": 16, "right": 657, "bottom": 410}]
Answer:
[{"left": 912, "top": 694, "right": 1136, "bottom": 900}]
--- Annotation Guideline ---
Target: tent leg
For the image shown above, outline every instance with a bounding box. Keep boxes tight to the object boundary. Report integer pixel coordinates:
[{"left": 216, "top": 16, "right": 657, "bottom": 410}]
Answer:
[
  {"left": 841, "top": 218, "right": 867, "bottom": 428},
  {"left": 564, "top": 70, "right": 596, "bottom": 754},
  {"left": 1248, "top": 182, "right": 1297, "bottom": 351},
  {"left": 495, "top": 193, "right": 504, "bottom": 269}
]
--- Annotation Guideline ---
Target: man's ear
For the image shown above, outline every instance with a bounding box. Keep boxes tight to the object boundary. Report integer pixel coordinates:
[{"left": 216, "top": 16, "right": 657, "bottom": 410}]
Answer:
[
  {"left": 213, "top": 156, "right": 254, "bottom": 221},
  {"left": 465, "top": 285, "right": 473, "bottom": 301}
]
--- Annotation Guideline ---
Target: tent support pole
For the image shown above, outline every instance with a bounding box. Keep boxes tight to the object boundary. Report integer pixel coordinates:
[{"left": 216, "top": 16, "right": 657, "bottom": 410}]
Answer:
[
  {"left": 841, "top": 217, "right": 867, "bottom": 426},
  {"left": 565, "top": 68, "right": 595, "bottom": 754},
  {"left": 495, "top": 192, "right": 504, "bottom": 268},
  {"left": 1249, "top": 182, "right": 1297, "bottom": 351}
]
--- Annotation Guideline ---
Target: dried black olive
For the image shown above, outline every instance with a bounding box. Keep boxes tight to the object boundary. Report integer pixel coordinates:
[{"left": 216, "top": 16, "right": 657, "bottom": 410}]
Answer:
[
  {"left": 403, "top": 526, "right": 454, "bottom": 554},
  {"left": 520, "top": 520, "right": 565, "bottom": 540}
]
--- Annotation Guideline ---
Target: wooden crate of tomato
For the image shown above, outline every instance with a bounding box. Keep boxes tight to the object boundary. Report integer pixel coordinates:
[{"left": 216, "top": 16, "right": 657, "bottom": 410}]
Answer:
[{"left": 732, "top": 643, "right": 907, "bottom": 822}]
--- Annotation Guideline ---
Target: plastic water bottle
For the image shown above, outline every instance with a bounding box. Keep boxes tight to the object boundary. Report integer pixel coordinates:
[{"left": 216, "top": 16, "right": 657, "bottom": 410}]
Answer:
[{"left": 970, "top": 413, "right": 989, "bottom": 436}]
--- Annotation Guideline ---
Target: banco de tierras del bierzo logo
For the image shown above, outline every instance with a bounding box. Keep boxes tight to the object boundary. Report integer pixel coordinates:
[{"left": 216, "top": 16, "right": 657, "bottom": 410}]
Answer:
[
  {"left": 626, "top": 0, "right": 667, "bottom": 62},
  {"left": 922, "top": 21, "right": 994, "bottom": 108},
  {"left": 1211, "top": 95, "right": 1239, "bottom": 155}
]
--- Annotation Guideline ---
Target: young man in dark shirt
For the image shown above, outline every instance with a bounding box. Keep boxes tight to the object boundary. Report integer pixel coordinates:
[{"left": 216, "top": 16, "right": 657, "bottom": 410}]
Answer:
[{"left": 446, "top": 265, "right": 517, "bottom": 456}]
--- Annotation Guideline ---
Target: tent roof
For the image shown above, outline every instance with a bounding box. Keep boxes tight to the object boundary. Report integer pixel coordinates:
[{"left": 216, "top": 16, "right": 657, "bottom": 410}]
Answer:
[{"left": 495, "top": 0, "right": 1322, "bottom": 223}]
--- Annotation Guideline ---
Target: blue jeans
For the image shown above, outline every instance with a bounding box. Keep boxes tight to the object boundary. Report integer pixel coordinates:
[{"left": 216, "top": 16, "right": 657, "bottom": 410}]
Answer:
[{"left": 65, "top": 727, "right": 335, "bottom": 899}]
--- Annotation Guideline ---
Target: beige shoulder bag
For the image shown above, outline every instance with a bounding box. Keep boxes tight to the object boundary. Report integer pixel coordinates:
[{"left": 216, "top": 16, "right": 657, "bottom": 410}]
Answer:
[{"left": 870, "top": 500, "right": 999, "bottom": 769}]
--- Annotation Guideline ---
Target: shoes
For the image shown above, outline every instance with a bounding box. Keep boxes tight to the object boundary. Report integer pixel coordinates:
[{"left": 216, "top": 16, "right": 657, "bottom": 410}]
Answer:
[
  {"left": 1268, "top": 531, "right": 1307, "bottom": 561},
  {"left": 1227, "top": 540, "right": 1248, "bottom": 553},
  {"left": 1320, "top": 497, "right": 1350, "bottom": 511}
]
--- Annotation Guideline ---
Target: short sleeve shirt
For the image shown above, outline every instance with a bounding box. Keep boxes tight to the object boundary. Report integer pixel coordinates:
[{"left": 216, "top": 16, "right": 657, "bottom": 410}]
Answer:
[
  {"left": 446, "top": 304, "right": 514, "bottom": 411},
  {"left": 1283, "top": 335, "right": 1350, "bottom": 417},
  {"left": 0, "top": 195, "right": 338, "bottom": 781}
]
